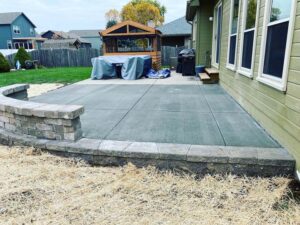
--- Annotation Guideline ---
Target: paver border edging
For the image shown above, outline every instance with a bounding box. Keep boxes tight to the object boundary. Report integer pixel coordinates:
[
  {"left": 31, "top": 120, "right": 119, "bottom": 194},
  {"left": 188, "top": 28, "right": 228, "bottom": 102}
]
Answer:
[
  {"left": 0, "top": 84, "right": 84, "bottom": 141},
  {"left": 0, "top": 128, "right": 295, "bottom": 177}
]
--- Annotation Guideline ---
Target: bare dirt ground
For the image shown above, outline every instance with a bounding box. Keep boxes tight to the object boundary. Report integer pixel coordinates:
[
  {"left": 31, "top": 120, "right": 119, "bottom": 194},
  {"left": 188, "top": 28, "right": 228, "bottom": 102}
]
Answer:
[
  {"left": 28, "top": 84, "right": 64, "bottom": 98},
  {"left": 0, "top": 145, "right": 299, "bottom": 225}
]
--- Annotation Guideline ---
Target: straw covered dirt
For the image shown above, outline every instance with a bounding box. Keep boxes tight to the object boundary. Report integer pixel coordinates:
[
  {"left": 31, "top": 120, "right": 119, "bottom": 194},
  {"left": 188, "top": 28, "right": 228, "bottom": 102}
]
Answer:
[{"left": 0, "top": 145, "right": 299, "bottom": 225}]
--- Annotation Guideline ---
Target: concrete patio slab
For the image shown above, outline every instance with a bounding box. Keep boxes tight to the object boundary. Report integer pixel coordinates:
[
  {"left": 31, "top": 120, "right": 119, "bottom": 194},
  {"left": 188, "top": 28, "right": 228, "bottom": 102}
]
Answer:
[
  {"left": 79, "top": 109, "right": 128, "bottom": 139},
  {"left": 4, "top": 77, "right": 293, "bottom": 176},
  {"left": 204, "top": 95, "right": 244, "bottom": 112},
  {"left": 31, "top": 73, "right": 281, "bottom": 149},
  {"left": 76, "top": 77, "right": 157, "bottom": 85},
  {"left": 133, "top": 85, "right": 210, "bottom": 112},
  {"left": 68, "top": 85, "right": 151, "bottom": 110},
  {"left": 106, "top": 110, "right": 225, "bottom": 145},
  {"left": 213, "top": 112, "right": 280, "bottom": 148}
]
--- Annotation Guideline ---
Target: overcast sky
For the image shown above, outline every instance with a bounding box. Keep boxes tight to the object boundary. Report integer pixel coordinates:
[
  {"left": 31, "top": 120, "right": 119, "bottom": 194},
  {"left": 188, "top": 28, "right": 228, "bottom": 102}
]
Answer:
[{"left": 1, "top": 0, "right": 187, "bottom": 32}]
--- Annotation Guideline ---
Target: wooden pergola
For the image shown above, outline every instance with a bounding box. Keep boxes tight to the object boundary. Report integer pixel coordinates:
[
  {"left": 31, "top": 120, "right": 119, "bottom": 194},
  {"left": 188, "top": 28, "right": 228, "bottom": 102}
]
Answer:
[{"left": 100, "top": 21, "right": 162, "bottom": 67}]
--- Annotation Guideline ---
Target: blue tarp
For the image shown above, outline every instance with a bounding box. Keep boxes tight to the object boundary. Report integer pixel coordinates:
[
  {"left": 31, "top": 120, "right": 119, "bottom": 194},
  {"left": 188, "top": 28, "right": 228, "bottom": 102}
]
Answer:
[
  {"left": 91, "top": 55, "right": 152, "bottom": 80},
  {"left": 146, "top": 69, "right": 171, "bottom": 79}
]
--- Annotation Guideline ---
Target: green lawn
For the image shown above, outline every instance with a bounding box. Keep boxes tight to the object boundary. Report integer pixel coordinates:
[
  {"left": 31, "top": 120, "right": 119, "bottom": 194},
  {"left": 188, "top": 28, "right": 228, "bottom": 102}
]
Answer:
[{"left": 0, "top": 67, "right": 92, "bottom": 87}]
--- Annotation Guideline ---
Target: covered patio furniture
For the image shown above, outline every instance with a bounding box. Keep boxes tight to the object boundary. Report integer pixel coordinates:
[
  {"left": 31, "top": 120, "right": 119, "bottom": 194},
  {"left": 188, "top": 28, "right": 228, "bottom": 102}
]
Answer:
[{"left": 91, "top": 55, "right": 152, "bottom": 80}]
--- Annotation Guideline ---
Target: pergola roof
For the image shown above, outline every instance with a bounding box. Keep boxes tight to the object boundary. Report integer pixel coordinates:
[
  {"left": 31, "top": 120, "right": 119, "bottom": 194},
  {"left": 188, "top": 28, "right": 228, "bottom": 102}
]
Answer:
[{"left": 100, "top": 21, "right": 162, "bottom": 37}]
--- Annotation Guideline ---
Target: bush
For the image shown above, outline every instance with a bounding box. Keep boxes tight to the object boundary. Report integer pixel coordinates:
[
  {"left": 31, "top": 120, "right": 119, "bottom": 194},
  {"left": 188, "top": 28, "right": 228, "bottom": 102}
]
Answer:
[
  {"left": 14, "top": 47, "right": 31, "bottom": 68},
  {"left": 0, "top": 53, "right": 10, "bottom": 73}
]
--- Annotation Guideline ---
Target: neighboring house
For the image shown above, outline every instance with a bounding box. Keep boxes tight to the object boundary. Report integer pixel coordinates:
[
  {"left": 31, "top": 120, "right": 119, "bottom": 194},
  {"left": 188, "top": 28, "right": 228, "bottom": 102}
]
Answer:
[
  {"left": 42, "top": 38, "right": 91, "bottom": 49},
  {"left": 157, "top": 17, "right": 192, "bottom": 48},
  {"left": 41, "top": 30, "right": 92, "bottom": 49},
  {"left": 186, "top": 0, "right": 300, "bottom": 178},
  {"left": 0, "top": 12, "right": 45, "bottom": 50},
  {"left": 69, "top": 30, "right": 102, "bottom": 50},
  {"left": 41, "top": 30, "right": 79, "bottom": 40}
]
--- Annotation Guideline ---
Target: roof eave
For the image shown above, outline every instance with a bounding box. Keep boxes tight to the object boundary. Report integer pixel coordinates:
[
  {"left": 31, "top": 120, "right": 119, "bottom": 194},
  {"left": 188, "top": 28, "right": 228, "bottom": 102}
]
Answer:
[
  {"left": 162, "top": 34, "right": 191, "bottom": 37},
  {"left": 13, "top": 13, "right": 37, "bottom": 28},
  {"left": 186, "top": 0, "right": 200, "bottom": 21}
]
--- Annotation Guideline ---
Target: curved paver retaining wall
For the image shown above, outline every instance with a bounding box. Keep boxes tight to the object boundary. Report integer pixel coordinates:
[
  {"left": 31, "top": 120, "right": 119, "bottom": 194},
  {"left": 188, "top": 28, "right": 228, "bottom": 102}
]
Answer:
[{"left": 0, "top": 84, "right": 84, "bottom": 141}]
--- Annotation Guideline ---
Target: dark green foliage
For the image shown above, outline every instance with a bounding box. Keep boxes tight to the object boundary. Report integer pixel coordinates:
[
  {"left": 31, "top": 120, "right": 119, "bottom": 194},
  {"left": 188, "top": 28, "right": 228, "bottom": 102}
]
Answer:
[
  {"left": 106, "top": 20, "right": 117, "bottom": 28},
  {"left": 0, "top": 53, "right": 10, "bottom": 73},
  {"left": 14, "top": 47, "right": 31, "bottom": 68}
]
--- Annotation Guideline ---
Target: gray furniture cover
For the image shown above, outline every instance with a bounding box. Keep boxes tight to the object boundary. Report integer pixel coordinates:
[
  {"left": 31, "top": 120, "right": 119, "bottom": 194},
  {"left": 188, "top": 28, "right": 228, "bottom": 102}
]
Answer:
[{"left": 91, "top": 55, "right": 151, "bottom": 80}]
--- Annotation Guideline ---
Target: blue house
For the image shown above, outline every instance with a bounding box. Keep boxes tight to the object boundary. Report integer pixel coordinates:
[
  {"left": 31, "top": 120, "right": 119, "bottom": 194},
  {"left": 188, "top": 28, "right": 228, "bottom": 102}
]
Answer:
[{"left": 0, "top": 12, "right": 44, "bottom": 50}]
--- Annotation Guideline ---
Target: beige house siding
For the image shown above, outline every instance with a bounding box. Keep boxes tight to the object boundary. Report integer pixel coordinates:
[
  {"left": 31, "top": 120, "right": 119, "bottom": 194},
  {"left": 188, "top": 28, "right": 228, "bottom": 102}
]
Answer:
[{"left": 216, "top": 0, "right": 300, "bottom": 170}]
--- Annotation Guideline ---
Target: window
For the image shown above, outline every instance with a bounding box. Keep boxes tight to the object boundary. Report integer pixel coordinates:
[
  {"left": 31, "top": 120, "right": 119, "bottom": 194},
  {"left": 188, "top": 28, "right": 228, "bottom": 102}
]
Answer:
[
  {"left": 238, "top": 0, "right": 259, "bottom": 77},
  {"left": 30, "top": 28, "right": 35, "bottom": 35},
  {"left": 14, "top": 43, "right": 20, "bottom": 49},
  {"left": 257, "top": 0, "right": 296, "bottom": 91},
  {"left": 227, "top": 0, "right": 240, "bottom": 69},
  {"left": 7, "top": 41, "right": 12, "bottom": 49},
  {"left": 13, "top": 25, "right": 21, "bottom": 34},
  {"left": 28, "top": 42, "right": 33, "bottom": 49},
  {"left": 116, "top": 38, "right": 153, "bottom": 52}
]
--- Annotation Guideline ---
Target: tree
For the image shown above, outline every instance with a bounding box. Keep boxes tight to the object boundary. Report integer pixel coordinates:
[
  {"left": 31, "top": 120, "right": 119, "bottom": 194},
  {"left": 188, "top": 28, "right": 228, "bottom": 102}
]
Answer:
[
  {"left": 105, "top": 9, "right": 120, "bottom": 22},
  {"left": 14, "top": 47, "right": 31, "bottom": 68},
  {"left": 0, "top": 53, "right": 10, "bottom": 73},
  {"left": 131, "top": 0, "right": 166, "bottom": 16},
  {"left": 121, "top": 0, "right": 164, "bottom": 26},
  {"left": 106, "top": 20, "right": 117, "bottom": 29}
]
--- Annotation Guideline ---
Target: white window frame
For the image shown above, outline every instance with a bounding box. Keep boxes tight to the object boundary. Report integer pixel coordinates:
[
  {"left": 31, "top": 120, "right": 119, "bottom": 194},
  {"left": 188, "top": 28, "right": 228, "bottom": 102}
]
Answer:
[
  {"left": 13, "top": 25, "right": 21, "bottom": 34},
  {"left": 226, "top": 0, "right": 240, "bottom": 71},
  {"left": 237, "top": 0, "right": 260, "bottom": 78},
  {"left": 212, "top": 1, "right": 222, "bottom": 69},
  {"left": 30, "top": 28, "right": 35, "bottom": 35},
  {"left": 257, "top": 0, "right": 297, "bottom": 91},
  {"left": 7, "top": 40, "right": 12, "bottom": 49}
]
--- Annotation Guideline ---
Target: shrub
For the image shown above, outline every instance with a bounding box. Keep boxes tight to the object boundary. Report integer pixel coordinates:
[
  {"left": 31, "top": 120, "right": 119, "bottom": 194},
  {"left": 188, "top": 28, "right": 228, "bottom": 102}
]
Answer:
[
  {"left": 0, "top": 53, "right": 10, "bottom": 73},
  {"left": 14, "top": 47, "right": 31, "bottom": 68}
]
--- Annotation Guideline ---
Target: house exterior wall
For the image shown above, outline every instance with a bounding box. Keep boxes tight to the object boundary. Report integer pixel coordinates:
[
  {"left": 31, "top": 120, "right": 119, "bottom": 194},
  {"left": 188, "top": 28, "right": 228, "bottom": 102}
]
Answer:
[
  {"left": 11, "top": 15, "right": 36, "bottom": 39},
  {"left": 0, "top": 25, "right": 12, "bottom": 49},
  {"left": 80, "top": 42, "right": 92, "bottom": 48},
  {"left": 205, "top": 0, "right": 300, "bottom": 172},
  {"left": 194, "top": 1, "right": 215, "bottom": 66},
  {"left": 83, "top": 37, "right": 102, "bottom": 50}
]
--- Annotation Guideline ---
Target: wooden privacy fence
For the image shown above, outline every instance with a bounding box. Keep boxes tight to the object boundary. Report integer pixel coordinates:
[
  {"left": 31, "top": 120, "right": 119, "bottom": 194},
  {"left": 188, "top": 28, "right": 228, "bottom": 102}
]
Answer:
[
  {"left": 6, "top": 48, "right": 100, "bottom": 68},
  {"left": 161, "top": 46, "right": 185, "bottom": 67}
]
